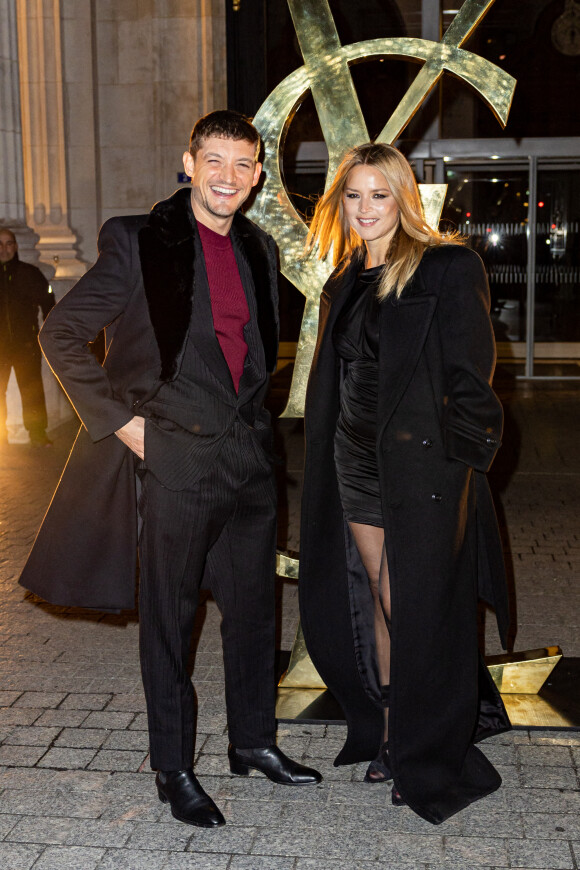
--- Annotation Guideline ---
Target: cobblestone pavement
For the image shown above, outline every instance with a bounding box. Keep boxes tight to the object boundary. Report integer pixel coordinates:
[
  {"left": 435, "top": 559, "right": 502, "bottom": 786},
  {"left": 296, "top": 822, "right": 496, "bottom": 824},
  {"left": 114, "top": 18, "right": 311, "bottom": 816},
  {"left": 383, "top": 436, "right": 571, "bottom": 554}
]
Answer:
[{"left": 0, "top": 381, "right": 579, "bottom": 870}]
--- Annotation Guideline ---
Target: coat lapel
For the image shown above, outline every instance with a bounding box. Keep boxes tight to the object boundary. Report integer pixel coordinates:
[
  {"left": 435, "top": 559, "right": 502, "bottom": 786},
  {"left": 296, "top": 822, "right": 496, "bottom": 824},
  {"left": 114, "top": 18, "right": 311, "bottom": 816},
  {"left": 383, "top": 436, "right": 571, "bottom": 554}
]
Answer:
[
  {"left": 377, "top": 266, "right": 438, "bottom": 439},
  {"left": 138, "top": 190, "right": 278, "bottom": 387},
  {"left": 138, "top": 188, "right": 196, "bottom": 382},
  {"left": 231, "top": 213, "right": 279, "bottom": 374},
  {"left": 304, "top": 258, "right": 360, "bottom": 442}
]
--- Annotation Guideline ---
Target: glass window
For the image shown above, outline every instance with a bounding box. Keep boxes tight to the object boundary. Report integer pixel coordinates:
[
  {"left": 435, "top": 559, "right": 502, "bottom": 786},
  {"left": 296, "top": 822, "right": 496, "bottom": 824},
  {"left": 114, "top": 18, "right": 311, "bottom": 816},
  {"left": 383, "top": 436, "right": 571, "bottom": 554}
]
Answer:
[
  {"left": 533, "top": 166, "right": 580, "bottom": 375},
  {"left": 441, "top": 164, "right": 529, "bottom": 374}
]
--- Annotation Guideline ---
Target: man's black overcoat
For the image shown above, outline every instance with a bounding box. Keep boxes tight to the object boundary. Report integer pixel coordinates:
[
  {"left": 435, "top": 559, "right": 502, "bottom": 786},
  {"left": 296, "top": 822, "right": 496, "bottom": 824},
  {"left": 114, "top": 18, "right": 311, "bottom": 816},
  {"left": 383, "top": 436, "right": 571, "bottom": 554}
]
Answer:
[
  {"left": 19, "top": 188, "right": 279, "bottom": 610},
  {"left": 299, "top": 245, "right": 511, "bottom": 825}
]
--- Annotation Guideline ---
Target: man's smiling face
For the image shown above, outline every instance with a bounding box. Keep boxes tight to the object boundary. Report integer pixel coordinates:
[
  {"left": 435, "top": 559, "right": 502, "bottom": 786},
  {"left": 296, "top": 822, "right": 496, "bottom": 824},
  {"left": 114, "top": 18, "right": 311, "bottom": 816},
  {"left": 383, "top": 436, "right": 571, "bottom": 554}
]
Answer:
[{"left": 183, "top": 136, "right": 262, "bottom": 235}]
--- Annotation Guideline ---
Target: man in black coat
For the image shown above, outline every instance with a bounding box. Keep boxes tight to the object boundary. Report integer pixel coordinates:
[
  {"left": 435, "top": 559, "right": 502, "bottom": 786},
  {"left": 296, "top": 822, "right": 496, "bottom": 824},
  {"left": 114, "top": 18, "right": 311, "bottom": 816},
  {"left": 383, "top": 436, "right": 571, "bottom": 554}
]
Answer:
[
  {"left": 20, "top": 111, "right": 320, "bottom": 827},
  {"left": 0, "top": 228, "right": 54, "bottom": 446}
]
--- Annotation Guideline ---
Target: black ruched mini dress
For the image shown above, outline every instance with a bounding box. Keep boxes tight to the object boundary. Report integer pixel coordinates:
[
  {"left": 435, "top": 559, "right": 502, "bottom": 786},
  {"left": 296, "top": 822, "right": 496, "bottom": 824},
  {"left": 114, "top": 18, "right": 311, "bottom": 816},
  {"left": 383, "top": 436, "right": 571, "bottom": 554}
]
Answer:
[{"left": 333, "top": 265, "right": 383, "bottom": 528}]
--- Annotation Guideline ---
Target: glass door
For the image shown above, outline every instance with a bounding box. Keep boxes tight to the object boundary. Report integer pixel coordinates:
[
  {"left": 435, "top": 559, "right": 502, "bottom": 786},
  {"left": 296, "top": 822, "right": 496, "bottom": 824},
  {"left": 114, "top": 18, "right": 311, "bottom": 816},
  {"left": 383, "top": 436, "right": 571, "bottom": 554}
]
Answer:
[
  {"left": 441, "top": 162, "right": 529, "bottom": 376},
  {"left": 533, "top": 165, "right": 580, "bottom": 376}
]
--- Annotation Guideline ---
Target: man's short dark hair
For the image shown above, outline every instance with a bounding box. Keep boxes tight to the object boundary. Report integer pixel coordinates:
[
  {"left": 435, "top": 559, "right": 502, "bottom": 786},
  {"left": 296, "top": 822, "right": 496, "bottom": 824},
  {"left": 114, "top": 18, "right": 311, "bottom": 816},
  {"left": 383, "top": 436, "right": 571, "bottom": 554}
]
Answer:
[{"left": 189, "top": 110, "right": 261, "bottom": 161}]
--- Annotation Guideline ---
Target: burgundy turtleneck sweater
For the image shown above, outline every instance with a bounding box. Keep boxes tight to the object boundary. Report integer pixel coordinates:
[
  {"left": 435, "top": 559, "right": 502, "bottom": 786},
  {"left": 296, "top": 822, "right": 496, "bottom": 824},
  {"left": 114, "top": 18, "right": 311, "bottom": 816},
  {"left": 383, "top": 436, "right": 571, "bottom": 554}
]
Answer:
[{"left": 198, "top": 221, "right": 250, "bottom": 394}]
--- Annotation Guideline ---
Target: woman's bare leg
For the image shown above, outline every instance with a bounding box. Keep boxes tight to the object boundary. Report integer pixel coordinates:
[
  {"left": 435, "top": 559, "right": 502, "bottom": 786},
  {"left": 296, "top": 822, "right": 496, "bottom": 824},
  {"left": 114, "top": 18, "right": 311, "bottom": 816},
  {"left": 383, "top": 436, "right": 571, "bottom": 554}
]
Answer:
[{"left": 348, "top": 522, "right": 391, "bottom": 742}]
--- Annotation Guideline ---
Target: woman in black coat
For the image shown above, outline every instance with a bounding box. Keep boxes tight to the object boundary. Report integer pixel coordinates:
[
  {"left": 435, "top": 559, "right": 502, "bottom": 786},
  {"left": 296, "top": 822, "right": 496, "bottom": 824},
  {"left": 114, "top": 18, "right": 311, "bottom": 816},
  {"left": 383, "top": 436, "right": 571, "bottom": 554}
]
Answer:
[{"left": 300, "top": 143, "right": 511, "bottom": 825}]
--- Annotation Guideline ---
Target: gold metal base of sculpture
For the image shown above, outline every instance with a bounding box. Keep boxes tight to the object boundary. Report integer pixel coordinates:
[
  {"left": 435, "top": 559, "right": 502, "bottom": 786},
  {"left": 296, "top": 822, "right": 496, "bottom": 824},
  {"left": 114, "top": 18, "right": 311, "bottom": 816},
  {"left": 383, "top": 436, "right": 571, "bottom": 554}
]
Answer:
[
  {"left": 500, "top": 693, "right": 575, "bottom": 728},
  {"left": 275, "top": 683, "right": 580, "bottom": 728},
  {"left": 276, "top": 627, "right": 575, "bottom": 727},
  {"left": 486, "top": 647, "right": 562, "bottom": 694}
]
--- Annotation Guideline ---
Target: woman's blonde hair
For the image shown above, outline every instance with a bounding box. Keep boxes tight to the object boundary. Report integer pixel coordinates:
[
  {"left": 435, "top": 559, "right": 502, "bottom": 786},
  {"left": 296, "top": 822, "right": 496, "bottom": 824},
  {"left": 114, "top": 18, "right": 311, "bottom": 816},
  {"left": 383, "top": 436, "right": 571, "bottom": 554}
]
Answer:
[{"left": 306, "top": 142, "right": 462, "bottom": 300}]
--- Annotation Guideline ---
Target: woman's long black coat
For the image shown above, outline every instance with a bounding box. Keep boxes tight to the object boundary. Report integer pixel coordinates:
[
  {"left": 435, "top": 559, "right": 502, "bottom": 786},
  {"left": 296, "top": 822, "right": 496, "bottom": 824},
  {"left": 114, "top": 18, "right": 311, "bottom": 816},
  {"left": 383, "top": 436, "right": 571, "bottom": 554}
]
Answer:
[{"left": 299, "top": 245, "right": 511, "bottom": 825}]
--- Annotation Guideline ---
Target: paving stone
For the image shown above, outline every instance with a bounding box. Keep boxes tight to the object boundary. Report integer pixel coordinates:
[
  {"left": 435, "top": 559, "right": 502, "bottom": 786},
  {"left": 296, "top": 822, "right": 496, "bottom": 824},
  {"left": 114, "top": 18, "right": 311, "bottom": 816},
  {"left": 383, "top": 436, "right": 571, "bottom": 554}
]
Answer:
[
  {"left": 230, "top": 857, "right": 295, "bottom": 870},
  {"left": 102, "top": 773, "right": 157, "bottom": 801},
  {"left": 96, "top": 849, "right": 168, "bottom": 869},
  {"left": 125, "top": 821, "right": 193, "bottom": 851},
  {"left": 508, "top": 837, "right": 574, "bottom": 869},
  {"left": 520, "top": 765, "right": 578, "bottom": 789},
  {"left": 55, "top": 728, "right": 110, "bottom": 749},
  {"left": 0, "top": 766, "right": 58, "bottom": 789},
  {"left": 3, "top": 725, "right": 62, "bottom": 746},
  {"left": 35, "top": 709, "right": 91, "bottom": 727},
  {"left": 0, "top": 786, "right": 109, "bottom": 818},
  {"left": 296, "top": 863, "right": 423, "bottom": 870},
  {"left": 88, "top": 750, "right": 148, "bottom": 772},
  {"left": 455, "top": 808, "right": 524, "bottom": 838},
  {"left": 127, "top": 713, "right": 148, "bottom": 731},
  {"left": 479, "top": 743, "right": 518, "bottom": 765},
  {"left": 0, "top": 813, "right": 19, "bottom": 838},
  {"left": 194, "top": 754, "right": 230, "bottom": 776},
  {"left": 99, "top": 794, "right": 163, "bottom": 823},
  {"left": 533, "top": 734, "right": 580, "bottom": 746},
  {"left": 0, "top": 745, "right": 47, "bottom": 766},
  {"left": 65, "top": 818, "right": 134, "bottom": 848},
  {"left": 60, "top": 694, "right": 112, "bottom": 711},
  {"left": 215, "top": 776, "right": 275, "bottom": 803},
  {"left": 13, "top": 691, "right": 67, "bottom": 708},
  {"left": 199, "top": 735, "right": 230, "bottom": 755},
  {"left": 279, "top": 800, "right": 341, "bottom": 829},
  {"left": 522, "top": 813, "right": 580, "bottom": 840},
  {"left": 0, "top": 842, "right": 42, "bottom": 869},
  {"left": 107, "top": 694, "right": 147, "bottom": 713},
  {"left": 7, "top": 815, "right": 76, "bottom": 844},
  {"left": 443, "top": 835, "right": 509, "bottom": 865},
  {"left": 98, "top": 731, "right": 147, "bottom": 752},
  {"left": 505, "top": 787, "right": 580, "bottom": 814},
  {"left": 82, "top": 712, "right": 136, "bottom": 730},
  {"left": 250, "top": 825, "right": 376, "bottom": 860},
  {"left": 327, "top": 781, "right": 389, "bottom": 807},
  {"left": 517, "top": 744, "right": 574, "bottom": 766},
  {"left": 31, "top": 845, "right": 105, "bottom": 869},
  {"left": 222, "top": 798, "right": 282, "bottom": 826},
  {"left": 0, "top": 691, "right": 22, "bottom": 705},
  {"left": 305, "top": 737, "right": 350, "bottom": 760},
  {"left": 50, "top": 769, "right": 112, "bottom": 792},
  {"left": 187, "top": 825, "right": 256, "bottom": 854},
  {"left": 278, "top": 724, "right": 328, "bottom": 739},
  {"left": 0, "top": 708, "right": 42, "bottom": 726},
  {"left": 162, "top": 854, "right": 230, "bottom": 869},
  {"left": 37, "top": 747, "right": 96, "bottom": 769},
  {"left": 492, "top": 763, "right": 521, "bottom": 787}
]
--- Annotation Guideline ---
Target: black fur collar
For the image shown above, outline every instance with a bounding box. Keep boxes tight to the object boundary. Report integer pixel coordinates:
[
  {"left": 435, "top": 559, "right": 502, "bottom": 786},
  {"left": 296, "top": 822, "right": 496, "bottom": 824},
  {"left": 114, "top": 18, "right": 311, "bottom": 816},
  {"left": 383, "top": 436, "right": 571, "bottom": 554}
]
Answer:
[{"left": 138, "top": 188, "right": 278, "bottom": 381}]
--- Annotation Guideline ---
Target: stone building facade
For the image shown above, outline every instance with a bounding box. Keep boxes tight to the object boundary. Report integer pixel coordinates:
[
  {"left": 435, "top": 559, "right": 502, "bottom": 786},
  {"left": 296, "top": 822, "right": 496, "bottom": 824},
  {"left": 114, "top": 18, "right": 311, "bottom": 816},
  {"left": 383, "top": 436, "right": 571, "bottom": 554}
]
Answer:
[{"left": 1, "top": 0, "right": 227, "bottom": 439}]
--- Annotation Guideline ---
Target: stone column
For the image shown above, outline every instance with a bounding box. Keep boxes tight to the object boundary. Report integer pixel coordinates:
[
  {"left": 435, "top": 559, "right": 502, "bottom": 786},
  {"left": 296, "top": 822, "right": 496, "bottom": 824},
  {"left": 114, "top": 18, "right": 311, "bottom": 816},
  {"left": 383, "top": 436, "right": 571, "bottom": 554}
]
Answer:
[
  {"left": 16, "top": 0, "right": 85, "bottom": 280},
  {"left": 0, "top": 0, "right": 39, "bottom": 262}
]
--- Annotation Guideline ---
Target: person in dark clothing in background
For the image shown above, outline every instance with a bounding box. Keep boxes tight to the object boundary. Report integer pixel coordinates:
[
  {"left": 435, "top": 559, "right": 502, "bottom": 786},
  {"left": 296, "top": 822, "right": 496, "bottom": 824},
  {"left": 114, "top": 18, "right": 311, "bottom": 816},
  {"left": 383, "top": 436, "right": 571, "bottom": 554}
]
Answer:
[{"left": 0, "top": 228, "right": 54, "bottom": 446}]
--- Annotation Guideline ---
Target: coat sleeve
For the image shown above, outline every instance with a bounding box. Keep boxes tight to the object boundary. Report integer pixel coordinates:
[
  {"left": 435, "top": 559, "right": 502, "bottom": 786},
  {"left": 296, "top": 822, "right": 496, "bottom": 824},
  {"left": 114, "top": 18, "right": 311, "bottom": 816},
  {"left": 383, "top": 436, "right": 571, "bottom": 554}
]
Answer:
[
  {"left": 39, "top": 218, "right": 137, "bottom": 442},
  {"left": 437, "top": 247, "right": 503, "bottom": 473}
]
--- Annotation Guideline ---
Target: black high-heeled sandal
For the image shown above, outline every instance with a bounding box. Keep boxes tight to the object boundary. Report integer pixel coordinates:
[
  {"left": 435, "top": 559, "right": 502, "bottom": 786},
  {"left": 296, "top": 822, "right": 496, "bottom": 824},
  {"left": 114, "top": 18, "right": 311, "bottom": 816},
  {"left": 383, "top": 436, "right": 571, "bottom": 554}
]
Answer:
[
  {"left": 391, "top": 786, "right": 406, "bottom": 806},
  {"left": 364, "top": 684, "right": 392, "bottom": 783},
  {"left": 364, "top": 741, "right": 392, "bottom": 783}
]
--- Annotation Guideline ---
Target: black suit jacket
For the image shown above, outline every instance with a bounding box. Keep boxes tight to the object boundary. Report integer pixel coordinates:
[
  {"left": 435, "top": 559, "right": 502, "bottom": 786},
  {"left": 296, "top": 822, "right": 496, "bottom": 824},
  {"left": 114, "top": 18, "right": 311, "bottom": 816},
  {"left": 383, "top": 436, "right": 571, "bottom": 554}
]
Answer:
[{"left": 19, "top": 188, "right": 279, "bottom": 609}]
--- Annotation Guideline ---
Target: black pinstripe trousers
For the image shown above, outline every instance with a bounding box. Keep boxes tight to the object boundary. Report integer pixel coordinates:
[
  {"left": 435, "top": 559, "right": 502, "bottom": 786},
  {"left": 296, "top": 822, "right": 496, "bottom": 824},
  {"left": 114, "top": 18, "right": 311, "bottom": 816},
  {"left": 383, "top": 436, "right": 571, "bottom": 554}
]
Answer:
[{"left": 137, "top": 422, "right": 277, "bottom": 771}]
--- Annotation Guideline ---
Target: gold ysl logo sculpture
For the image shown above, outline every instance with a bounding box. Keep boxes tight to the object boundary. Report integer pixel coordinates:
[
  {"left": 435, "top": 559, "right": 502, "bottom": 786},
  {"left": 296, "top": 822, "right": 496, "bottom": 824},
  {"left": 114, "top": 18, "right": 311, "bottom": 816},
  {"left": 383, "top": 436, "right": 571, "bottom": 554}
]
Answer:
[{"left": 247, "top": 0, "right": 516, "bottom": 424}]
